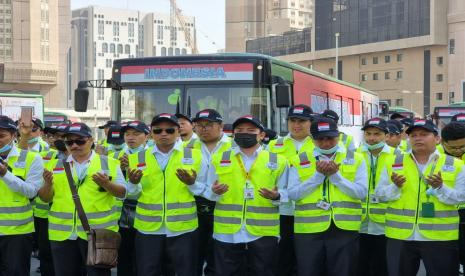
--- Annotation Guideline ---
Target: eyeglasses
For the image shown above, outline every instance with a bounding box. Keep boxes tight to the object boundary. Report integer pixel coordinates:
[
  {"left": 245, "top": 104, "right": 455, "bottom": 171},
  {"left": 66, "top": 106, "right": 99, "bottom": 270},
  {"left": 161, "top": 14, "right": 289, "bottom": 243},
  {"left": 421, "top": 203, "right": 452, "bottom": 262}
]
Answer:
[
  {"left": 152, "top": 128, "right": 176, "bottom": 135},
  {"left": 443, "top": 142, "right": 465, "bottom": 152},
  {"left": 64, "top": 139, "right": 87, "bottom": 146},
  {"left": 196, "top": 122, "right": 215, "bottom": 130}
]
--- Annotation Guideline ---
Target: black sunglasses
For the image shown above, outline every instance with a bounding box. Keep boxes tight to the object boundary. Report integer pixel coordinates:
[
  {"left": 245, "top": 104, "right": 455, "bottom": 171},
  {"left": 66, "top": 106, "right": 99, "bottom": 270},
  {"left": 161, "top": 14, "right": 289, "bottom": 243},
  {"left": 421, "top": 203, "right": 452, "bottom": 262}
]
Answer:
[
  {"left": 64, "top": 139, "right": 87, "bottom": 146},
  {"left": 152, "top": 128, "right": 176, "bottom": 135}
]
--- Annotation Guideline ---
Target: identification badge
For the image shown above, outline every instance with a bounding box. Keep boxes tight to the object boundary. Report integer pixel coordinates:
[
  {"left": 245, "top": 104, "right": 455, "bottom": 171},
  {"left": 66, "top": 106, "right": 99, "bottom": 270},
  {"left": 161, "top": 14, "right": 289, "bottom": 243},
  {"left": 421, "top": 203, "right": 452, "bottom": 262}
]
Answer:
[
  {"left": 421, "top": 202, "right": 435, "bottom": 218},
  {"left": 244, "top": 187, "right": 254, "bottom": 200},
  {"left": 14, "top": 162, "right": 25, "bottom": 169},
  {"left": 267, "top": 162, "right": 278, "bottom": 170},
  {"left": 182, "top": 158, "right": 193, "bottom": 165},
  {"left": 316, "top": 200, "right": 331, "bottom": 210},
  {"left": 442, "top": 165, "right": 454, "bottom": 172},
  {"left": 370, "top": 194, "right": 380, "bottom": 204}
]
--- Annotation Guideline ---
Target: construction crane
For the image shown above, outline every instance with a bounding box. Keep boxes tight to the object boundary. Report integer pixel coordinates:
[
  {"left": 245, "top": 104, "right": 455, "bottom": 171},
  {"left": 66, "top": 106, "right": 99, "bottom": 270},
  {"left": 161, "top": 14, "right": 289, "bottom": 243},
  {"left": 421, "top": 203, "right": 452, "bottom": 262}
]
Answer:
[{"left": 169, "top": 0, "right": 199, "bottom": 54}]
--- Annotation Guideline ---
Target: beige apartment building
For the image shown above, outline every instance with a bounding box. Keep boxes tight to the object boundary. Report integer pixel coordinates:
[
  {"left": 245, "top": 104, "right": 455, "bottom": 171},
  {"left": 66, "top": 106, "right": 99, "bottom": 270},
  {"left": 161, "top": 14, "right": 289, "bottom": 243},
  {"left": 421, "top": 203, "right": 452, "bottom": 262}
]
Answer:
[
  {"left": 0, "top": 0, "right": 71, "bottom": 108},
  {"left": 226, "top": 0, "right": 313, "bottom": 52},
  {"left": 232, "top": 0, "right": 465, "bottom": 116}
]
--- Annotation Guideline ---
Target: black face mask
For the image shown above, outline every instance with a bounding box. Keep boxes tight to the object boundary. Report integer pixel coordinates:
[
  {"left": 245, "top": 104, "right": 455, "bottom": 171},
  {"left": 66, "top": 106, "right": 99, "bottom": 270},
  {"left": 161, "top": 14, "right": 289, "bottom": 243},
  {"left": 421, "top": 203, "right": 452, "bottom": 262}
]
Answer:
[
  {"left": 234, "top": 133, "right": 259, "bottom": 149},
  {"left": 54, "top": 140, "right": 67, "bottom": 152}
]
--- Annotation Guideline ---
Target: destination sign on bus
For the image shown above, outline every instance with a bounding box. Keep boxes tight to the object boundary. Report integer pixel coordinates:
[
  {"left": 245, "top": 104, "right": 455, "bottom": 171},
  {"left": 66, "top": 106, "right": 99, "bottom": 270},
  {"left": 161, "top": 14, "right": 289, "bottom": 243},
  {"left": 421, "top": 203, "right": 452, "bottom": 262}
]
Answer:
[
  {"left": 437, "top": 108, "right": 465, "bottom": 117},
  {"left": 120, "top": 63, "right": 254, "bottom": 83}
]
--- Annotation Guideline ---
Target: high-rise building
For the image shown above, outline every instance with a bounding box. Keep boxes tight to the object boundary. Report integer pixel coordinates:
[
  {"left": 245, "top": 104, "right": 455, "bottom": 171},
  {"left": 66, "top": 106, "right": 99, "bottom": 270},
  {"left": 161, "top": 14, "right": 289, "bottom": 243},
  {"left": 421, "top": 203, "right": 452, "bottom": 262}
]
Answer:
[
  {"left": 243, "top": 0, "right": 458, "bottom": 116},
  {"left": 71, "top": 6, "right": 196, "bottom": 111},
  {"left": 0, "top": 0, "right": 71, "bottom": 108},
  {"left": 225, "top": 0, "right": 313, "bottom": 52}
]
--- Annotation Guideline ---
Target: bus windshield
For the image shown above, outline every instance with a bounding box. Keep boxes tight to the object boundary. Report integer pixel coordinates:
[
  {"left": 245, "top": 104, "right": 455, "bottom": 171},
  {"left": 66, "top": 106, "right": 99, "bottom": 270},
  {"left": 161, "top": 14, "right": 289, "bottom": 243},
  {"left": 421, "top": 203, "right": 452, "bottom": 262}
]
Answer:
[{"left": 122, "top": 85, "right": 270, "bottom": 126}]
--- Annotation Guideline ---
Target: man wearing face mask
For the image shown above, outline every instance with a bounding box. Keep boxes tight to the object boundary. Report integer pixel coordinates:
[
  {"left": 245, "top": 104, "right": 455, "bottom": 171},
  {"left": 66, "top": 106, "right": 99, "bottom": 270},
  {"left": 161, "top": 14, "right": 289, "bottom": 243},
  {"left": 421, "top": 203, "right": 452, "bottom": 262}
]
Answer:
[
  {"left": 376, "top": 119, "right": 465, "bottom": 276},
  {"left": 188, "top": 109, "right": 232, "bottom": 276},
  {"left": 127, "top": 113, "right": 207, "bottom": 276},
  {"left": 17, "top": 117, "right": 49, "bottom": 152},
  {"left": 0, "top": 115, "right": 44, "bottom": 275},
  {"left": 106, "top": 125, "right": 126, "bottom": 159},
  {"left": 268, "top": 104, "right": 314, "bottom": 276},
  {"left": 205, "top": 115, "right": 289, "bottom": 275},
  {"left": 288, "top": 117, "right": 367, "bottom": 276},
  {"left": 356, "top": 118, "right": 396, "bottom": 276},
  {"left": 321, "top": 109, "right": 356, "bottom": 151},
  {"left": 116, "top": 121, "right": 149, "bottom": 276}
]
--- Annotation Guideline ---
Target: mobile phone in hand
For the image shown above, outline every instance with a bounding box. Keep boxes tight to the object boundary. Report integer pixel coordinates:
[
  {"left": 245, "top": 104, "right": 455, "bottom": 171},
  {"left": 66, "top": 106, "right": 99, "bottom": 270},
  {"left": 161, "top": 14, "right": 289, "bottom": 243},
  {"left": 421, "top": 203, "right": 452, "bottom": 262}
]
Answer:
[{"left": 20, "top": 107, "right": 33, "bottom": 127}]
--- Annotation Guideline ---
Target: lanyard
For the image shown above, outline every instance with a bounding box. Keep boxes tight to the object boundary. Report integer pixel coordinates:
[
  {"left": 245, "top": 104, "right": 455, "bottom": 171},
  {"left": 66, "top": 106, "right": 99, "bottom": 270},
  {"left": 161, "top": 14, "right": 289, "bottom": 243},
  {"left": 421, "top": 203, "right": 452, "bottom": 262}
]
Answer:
[
  {"left": 369, "top": 154, "right": 378, "bottom": 190},
  {"left": 235, "top": 154, "right": 259, "bottom": 183},
  {"left": 322, "top": 177, "right": 329, "bottom": 201},
  {"left": 411, "top": 154, "right": 438, "bottom": 200}
]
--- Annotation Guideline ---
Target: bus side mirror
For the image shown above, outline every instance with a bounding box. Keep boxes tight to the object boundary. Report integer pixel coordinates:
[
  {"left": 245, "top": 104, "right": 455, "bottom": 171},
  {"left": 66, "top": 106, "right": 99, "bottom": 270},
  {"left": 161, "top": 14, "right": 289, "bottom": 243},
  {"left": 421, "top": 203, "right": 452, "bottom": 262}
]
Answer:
[
  {"left": 75, "top": 88, "right": 89, "bottom": 112},
  {"left": 276, "top": 83, "right": 291, "bottom": 108}
]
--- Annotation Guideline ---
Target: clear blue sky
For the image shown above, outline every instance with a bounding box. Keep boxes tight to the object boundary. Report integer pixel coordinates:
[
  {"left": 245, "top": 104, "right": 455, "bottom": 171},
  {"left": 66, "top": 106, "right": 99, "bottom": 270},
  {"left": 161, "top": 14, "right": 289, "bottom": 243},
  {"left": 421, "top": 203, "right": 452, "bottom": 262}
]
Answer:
[{"left": 71, "top": 0, "right": 225, "bottom": 53}]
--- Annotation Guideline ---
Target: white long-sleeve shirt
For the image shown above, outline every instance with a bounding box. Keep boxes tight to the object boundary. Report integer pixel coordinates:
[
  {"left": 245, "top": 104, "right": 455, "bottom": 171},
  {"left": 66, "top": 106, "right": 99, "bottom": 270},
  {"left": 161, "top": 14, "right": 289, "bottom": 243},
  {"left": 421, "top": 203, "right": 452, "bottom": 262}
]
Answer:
[
  {"left": 203, "top": 146, "right": 289, "bottom": 244},
  {"left": 375, "top": 150, "right": 465, "bottom": 241},
  {"left": 0, "top": 145, "right": 43, "bottom": 199},
  {"left": 288, "top": 147, "right": 368, "bottom": 202}
]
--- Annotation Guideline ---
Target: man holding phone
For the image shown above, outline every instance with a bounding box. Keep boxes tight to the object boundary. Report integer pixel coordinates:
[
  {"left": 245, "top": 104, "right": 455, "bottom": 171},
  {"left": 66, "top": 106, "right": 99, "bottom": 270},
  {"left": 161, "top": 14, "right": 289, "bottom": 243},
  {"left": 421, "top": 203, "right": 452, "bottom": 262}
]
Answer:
[{"left": 0, "top": 115, "right": 44, "bottom": 275}]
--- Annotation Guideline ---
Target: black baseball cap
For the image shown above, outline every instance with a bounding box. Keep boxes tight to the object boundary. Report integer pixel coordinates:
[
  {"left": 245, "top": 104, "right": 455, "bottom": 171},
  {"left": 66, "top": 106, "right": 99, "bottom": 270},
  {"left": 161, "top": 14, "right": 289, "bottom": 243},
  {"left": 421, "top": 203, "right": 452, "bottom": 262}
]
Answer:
[
  {"left": 32, "top": 118, "right": 44, "bottom": 130},
  {"left": 401, "top": 118, "right": 414, "bottom": 127},
  {"left": 0, "top": 116, "right": 17, "bottom": 131},
  {"left": 390, "top": 113, "right": 405, "bottom": 120},
  {"left": 406, "top": 119, "right": 439, "bottom": 135},
  {"left": 387, "top": 119, "right": 403, "bottom": 132},
  {"left": 65, "top": 123, "right": 93, "bottom": 137},
  {"left": 387, "top": 123, "right": 401, "bottom": 135},
  {"left": 232, "top": 115, "right": 265, "bottom": 131},
  {"left": 106, "top": 125, "right": 124, "bottom": 145},
  {"left": 310, "top": 117, "right": 339, "bottom": 139},
  {"left": 121, "top": 121, "right": 150, "bottom": 134},
  {"left": 44, "top": 125, "right": 58, "bottom": 134},
  {"left": 192, "top": 109, "right": 223, "bottom": 123},
  {"left": 151, "top": 113, "right": 180, "bottom": 127},
  {"left": 55, "top": 124, "right": 69, "bottom": 133},
  {"left": 263, "top": 128, "right": 278, "bottom": 144},
  {"left": 321, "top": 109, "right": 339, "bottom": 124},
  {"left": 361, "top": 118, "right": 388, "bottom": 133},
  {"left": 287, "top": 105, "right": 313, "bottom": 120},
  {"left": 98, "top": 120, "right": 119, "bottom": 129},
  {"left": 451, "top": 113, "right": 465, "bottom": 123},
  {"left": 175, "top": 113, "right": 193, "bottom": 124}
]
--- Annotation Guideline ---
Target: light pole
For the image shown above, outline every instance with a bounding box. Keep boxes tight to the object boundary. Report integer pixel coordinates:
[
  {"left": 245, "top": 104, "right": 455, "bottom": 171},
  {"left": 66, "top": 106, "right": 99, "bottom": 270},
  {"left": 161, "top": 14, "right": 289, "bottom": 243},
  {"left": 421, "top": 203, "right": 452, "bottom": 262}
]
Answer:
[{"left": 335, "top": 32, "right": 340, "bottom": 80}]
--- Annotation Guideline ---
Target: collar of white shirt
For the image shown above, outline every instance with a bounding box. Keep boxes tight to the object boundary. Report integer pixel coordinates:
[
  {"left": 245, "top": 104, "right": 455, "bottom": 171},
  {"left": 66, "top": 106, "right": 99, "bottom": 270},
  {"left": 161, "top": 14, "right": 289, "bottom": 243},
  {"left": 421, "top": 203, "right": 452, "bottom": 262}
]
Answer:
[
  {"left": 360, "top": 143, "right": 392, "bottom": 154},
  {"left": 151, "top": 139, "right": 183, "bottom": 155},
  {"left": 67, "top": 151, "right": 95, "bottom": 164},
  {"left": 285, "top": 133, "right": 311, "bottom": 143},
  {"left": 411, "top": 149, "right": 440, "bottom": 167},
  {"left": 232, "top": 145, "right": 263, "bottom": 158}
]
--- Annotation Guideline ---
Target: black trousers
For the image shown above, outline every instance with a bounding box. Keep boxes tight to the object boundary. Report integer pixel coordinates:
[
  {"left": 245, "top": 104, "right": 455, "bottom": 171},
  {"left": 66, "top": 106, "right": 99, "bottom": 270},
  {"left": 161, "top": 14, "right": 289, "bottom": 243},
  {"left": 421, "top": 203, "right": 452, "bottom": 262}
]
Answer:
[
  {"left": 50, "top": 238, "right": 111, "bottom": 276},
  {"left": 459, "top": 209, "right": 465, "bottom": 266},
  {"left": 0, "top": 234, "right": 32, "bottom": 276},
  {"left": 294, "top": 224, "right": 359, "bottom": 276},
  {"left": 214, "top": 236, "right": 279, "bottom": 276},
  {"left": 357, "top": 234, "right": 387, "bottom": 276},
  {"left": 195, "top": 196, "right": 215, "bottom": 276},
  {"left": 386, "top": 238, "right": 459, "bottom": 276},
  {"left": 35, "top": 217, "right": 54, "bottom": 276},
  {"left": 278, "top": 215, "right": 296, "bottom": 276},
  {"left": 135, "top": 230, "right": 198, "bottom": 276},
  {"left": 117, "top": 227, "right": 137, "bottom": 276}
]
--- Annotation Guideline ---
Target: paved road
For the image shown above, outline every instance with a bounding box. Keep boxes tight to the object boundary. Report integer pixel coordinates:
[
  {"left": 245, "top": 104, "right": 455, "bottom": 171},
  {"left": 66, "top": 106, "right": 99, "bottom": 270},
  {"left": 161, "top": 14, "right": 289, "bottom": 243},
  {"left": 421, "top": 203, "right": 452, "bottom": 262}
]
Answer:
[{"left": 29, "top": 257, "right": 427, "bottom": 276}]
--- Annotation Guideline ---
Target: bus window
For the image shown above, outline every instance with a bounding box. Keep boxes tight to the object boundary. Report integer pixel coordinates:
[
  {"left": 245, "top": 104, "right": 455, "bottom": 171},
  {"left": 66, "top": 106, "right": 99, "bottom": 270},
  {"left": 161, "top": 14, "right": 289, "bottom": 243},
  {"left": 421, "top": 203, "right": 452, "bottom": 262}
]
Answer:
[
  {"left": 329, "top": 96, "right": 342, "bottom": 124},
  {"left": 186, "top": 86, "right": 270, "bottom": 126},
  {"left": 341, "top": 98, "right": 352, "bottom": 126},
  {"left": 310, "top": 91, "right": 328, "bottom": 114}
]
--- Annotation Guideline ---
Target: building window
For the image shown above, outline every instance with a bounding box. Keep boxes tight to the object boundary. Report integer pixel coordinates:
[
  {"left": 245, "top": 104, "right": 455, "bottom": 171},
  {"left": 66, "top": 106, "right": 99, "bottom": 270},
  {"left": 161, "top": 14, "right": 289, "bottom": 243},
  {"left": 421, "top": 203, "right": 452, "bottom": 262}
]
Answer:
[
  {"left": 437, "top": 56, "right": 443, "bottom": 65},
  {"left": 161, "top": 47, "right": 166, "bottom": 56},
  {"left": 361, "top": 58, "right": 366, "bottom": 65},
  {"left": 125, "top": 45, "right": 130, "bottom": 54},
  {"left": 329, "top": 68, "right": 334, "bottom": 76},
  {"left": 436, "top": 93, "right": 443, "bottom": 100},
  {"left": 128, "top": 23, "right": 134, "bottom": 38},
  {"left": 396, "top": 71, "right": 403, "bottom": 79},
  {"left": 361, "top": 74, "right": 367, "bottom": 81},
  {"left": 385, "top": 72, "right": 390, "bottom": 80},
  {"left": 113, "top": 22, "right": 119, "bottom": 36},
  {"left": 450, "top": 39, "right": 455, "bottom": 54},
  {"left": 385, "top": 55, "right": 390, "bottom": 63},
  {"left": 373, "top": 57, "right": 378, "bottom": 64},
  {"left": 450, "top": 91, "right": 455, "bottom": 101},
  {"left": 102, "top": 43, "right": 108, "bottom": 53},
  {"left": 98, "top": 20, "right": 104, "bottom": 35},
  {"left": 373, "top": 73, "right": 378, "bottom": 80},
  {"left": 395, "top": 99, "right": 403, "bottom": 106},
  {"left": 110, "top": 43, "right": 115, "bottom": 53},
  {"left": 436, "top": 74, "right": 443, "bottom": 82},
  {"left": 397, "top": 54, "right": 403, "bottom": 62},
  {"left": 182, "top": 48, "right": 187, "bottom": 55}
]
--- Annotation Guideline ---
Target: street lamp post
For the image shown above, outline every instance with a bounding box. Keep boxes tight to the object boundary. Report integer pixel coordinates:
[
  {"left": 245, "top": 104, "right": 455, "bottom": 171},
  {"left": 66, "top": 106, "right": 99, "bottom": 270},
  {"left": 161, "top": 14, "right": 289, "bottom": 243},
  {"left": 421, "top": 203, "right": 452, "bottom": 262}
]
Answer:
[{"left": 335, "top": 32, "right": 340, "bottom": 80}]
